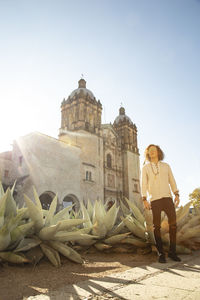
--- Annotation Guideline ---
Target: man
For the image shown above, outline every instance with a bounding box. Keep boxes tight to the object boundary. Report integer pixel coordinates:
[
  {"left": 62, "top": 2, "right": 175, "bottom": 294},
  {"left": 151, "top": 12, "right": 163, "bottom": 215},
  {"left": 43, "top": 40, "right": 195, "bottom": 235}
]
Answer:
[{"left": 142, "top": 144, "right": 181, "bottom": 263}]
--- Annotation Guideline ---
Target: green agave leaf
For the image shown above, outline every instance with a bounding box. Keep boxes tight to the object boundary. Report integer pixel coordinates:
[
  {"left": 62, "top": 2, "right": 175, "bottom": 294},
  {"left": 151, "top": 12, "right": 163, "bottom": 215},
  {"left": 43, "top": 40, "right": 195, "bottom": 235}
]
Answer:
[
  {"left": 86, "top": 199, "right": 93, "bottom": 220},
  {"left": 0, "top": 181, "right": 5, "bottom": 198},
  {"left": 49, "top": 240, "right": 83, "bottom": 264},
  {"left": 107, "top": 221, "right": 125, "bottom": 237},
  {"left": 40, "top": 243, "right": 61, "bottom": 267},
  {"left": 33, "top": 186, "right": 43, "bottom": 211},
  {"left": 10, "top": 221, "right": 34, "bottom": 243},
  {"left": 52, "top": 204, "right": 73, "bottom": 224},
  {"left": 120, "top": 199, "right": 130, "bottom": 216},
  {"left": 4, "top": 188, "right": 17, "bottom": 217},
  {"left": 24, "top": 194, "right": 44, "bottom": 232},
  {"left": 11, "top": 180, "right": 16, "bottom": 196},
  {"left": 80, "top": 201, "right": 92, "bottom": 229},
  {"left": 104, "top": 232, "right": 130, "bottom": 245},
  {"left": 53, "top": 231, "right": 98, "bottom": 242},
  {"left": 104, "top": 202, "right": 119, "bottom": 232},
  {"left": 38, "top": 223, "right": 61, "bottom": 240},
  {"left": 57, "top": 218, "right": 87, "bottom": 231},
  {"left": 0, "top": 251, "right": 30, "bottom": 263},
  {"left": 45, "top": 194, "right": 58, "bottom": 226},
  {"left": 93, "top": 200, "right": 106, "bottom": 224},
  {"left": 0, "top": 224, "right": 11, "bottom": 251},
  {"left": 124, "top": 197, "right": 145, "bottom": 226},
  {"left": 0, "top": 190, "right": 8, "bottom": 227},
  {"left": 14, "top": 237, "right": 41, "bottom": 253}
]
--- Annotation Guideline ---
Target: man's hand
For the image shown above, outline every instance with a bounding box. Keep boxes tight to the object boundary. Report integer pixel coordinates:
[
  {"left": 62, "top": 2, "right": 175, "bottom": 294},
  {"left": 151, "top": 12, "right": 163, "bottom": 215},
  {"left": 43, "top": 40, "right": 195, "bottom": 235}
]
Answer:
[
  {"left": 174, "top": 195, "right": 180, "bottom": 207},
  {"left": 143, "top": 200, "right": 151, "bottom": 210}
]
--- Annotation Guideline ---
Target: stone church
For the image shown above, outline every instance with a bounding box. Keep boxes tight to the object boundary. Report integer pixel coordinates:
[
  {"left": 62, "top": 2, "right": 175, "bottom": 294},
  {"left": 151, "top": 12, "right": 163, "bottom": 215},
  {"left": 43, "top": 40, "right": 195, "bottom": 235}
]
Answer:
[{"left": 0, "top": 79, "right": 141, "bottom": 210}]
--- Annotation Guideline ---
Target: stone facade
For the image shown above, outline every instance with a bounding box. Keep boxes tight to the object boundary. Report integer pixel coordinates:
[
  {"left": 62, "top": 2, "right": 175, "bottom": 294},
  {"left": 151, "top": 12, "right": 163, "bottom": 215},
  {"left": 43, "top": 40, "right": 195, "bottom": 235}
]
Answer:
[{"left": 0, "top": 79, "right": 141, "bottom": 210}]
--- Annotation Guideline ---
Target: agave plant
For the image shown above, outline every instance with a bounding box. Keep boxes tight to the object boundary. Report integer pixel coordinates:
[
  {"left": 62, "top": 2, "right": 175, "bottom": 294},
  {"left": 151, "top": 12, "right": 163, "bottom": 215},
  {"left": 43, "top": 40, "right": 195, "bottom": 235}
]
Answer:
[
  {"left": 0, "top": 182, "right": 32, "bottom": 264},
  {"left": 123, "top": 197, "right": 200, "bottom": 254},
  {"left": 119, "top": 198, "right": 153, "bottom": 251},
  {"left": 71, "top": 199, "right": 131, "bottom": 252},
  {"left": 17, "top": 187, "right": 99, "bottom": 266}
]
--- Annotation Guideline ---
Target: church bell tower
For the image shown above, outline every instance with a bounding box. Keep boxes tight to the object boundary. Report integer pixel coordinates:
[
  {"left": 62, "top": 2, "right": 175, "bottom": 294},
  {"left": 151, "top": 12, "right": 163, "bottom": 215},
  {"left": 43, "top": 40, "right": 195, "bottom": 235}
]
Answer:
[
  {"left": 59, "top": 79, "right": 102, "bottom": 135},
  {"left": 113, "top": 107, "right": 141, "bottom": 206}
]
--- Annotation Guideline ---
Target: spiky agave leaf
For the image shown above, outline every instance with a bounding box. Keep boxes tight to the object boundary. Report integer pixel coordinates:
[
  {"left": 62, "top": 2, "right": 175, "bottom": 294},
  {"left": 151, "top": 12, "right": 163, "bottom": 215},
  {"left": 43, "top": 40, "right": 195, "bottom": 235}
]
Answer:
[
  {"left": 73, "top": 209, "right": 82, "bottom": 219},
  {"left": 180, "top": 215, "right": 200, "bottom": 232},
  {"left": 38, "top": 223, "right": 61, "bottom": 240},
  {"left": 0, "top": 224, "right": 11, "bottom": 251},
  {"left": 121, "top": 237, "right": 147, "bottom": 248},
  {"left": 14, "top": 237, "right": 41, "bottom": 253},
  {"left": 120, "top": 199, "right": 130, "bottom": 216},
  {"left": 104, "top": 202, "right": 119, "bottom": 232},
  {"left": 86, "top": 199, "right": 94, "bottom": 220},
  {"left": 92, "top": 220, "right": 107, "bottom": 238},
  {"left": 0, "top": 181, "right": 5, "bottom": 198},
  {"left": 0, "top": 190, "right": 7, "bottom": 227},
  {"left": 0, "top": 251, "right": 30, "bottom": 264},
  {"left": 104, "top": 232, "right": 130, "bottom": 245},
  {"left": 80, "top": 201, "right": 92, "bottom": 229},
  {"left": 49, "top": 240, "right": 84, "bottom": 263},
  {"left": 24, "top": 194, "right": 44, "bottom": 232},
  {"left": 124, "top": 197, "right": 145, "bottom": 226},
  {"left": 11, "top": 180, "right": 16, "bottom": 196},
  {"left": 122, "top": 215, "right": 146, "bottom": 240},
  {"left": 94, "top": 243, "right": 112, "bottom": 251},
  {"left": 57, "top": 219, "right": 87, "bottom": 231},
  {"left": 92, "top": 200, "right": 106, "bottom": 224},
  {"left": 33, "top": 186, "right": 43, "bottom": 211},
  {"left": 51, "top": 205, "right": 73, "bottom": 224},
  {"left": 45, "top": 194, "right": 58, "bottom": 226},
  {"left": 53, "top": 231, "right": 99, "bottom": 243},
  {"left": 177, "top": 226, "right": 200, "bottom": 243},
  {"left": 8, "top": 208, "right": 31, "bottom": 232},
  {"left": 176, "top": 202, "right": 191, "bottom": 229},
  {"left": 10, "top": 221, "right": 34, "bottom": 243},
  {"left": 4, "top": 188, "right": 17, "bottom": 217},
  {"left": 107, "top": 221, "right": 125, "bottom": 237},
  {"left": 40, "top": 243, "right": 61, "bottom": 267},
  {"left": 17, "top": 207, "right": 29, "bottom": 220},
  {"left": 75, "top": 227, "right": 91, "bottom": 234}
]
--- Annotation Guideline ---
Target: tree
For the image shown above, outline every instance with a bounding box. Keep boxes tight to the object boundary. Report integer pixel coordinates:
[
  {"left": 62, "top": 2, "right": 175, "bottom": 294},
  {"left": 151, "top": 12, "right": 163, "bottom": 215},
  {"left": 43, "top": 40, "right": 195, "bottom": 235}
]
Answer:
[{"left": 189, "top": 188, "right": 200, "bottom": 207}]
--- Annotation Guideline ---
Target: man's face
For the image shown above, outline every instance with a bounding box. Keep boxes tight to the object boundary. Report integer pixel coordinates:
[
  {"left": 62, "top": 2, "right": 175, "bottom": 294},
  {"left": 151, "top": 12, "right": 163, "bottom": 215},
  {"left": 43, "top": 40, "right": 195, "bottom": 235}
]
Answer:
[{"left": 148, "top": 146, "right": 158, "bottom": 160}]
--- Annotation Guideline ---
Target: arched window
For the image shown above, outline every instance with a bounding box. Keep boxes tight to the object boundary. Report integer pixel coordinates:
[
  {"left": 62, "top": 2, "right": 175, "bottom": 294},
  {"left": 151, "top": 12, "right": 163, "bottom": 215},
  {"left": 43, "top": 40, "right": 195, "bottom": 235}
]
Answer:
[
  {"left": 134, "top": 184, "right": 138, "bottom": 192},
  {"left": 39, "top": 191, "right": 56, "bottom": 210},
  {"left": 107, "top": 153, "right": 112, "bottom": 168},
  {"left": 63, "top": 194, "right": 80, "bottom": 212},
  {"left": 86, "top": 171, "right": 92, "bottom": 181}
]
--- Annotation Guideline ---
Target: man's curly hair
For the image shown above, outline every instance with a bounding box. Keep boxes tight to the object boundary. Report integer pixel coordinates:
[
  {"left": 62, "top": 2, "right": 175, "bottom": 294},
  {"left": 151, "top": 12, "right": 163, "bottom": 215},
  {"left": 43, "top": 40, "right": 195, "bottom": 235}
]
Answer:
[{"left": 144, "top": 144, "right": 165, "bottom": 162}]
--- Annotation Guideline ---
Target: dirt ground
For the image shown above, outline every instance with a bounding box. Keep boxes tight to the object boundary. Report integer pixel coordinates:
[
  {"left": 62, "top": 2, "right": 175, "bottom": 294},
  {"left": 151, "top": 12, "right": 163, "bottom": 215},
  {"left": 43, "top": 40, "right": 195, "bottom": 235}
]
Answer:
[{"left": 0, "top": 249, "right": 157, "bottom": 300}]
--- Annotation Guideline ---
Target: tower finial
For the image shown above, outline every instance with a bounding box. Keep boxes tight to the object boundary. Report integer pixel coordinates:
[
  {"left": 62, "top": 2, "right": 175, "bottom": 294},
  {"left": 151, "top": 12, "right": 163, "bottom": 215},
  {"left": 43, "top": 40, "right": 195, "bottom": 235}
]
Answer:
[
  {"left": 78, "top": 77, "right": 86, "bottom": 88},
  {"left": 119, "top": 106, "right": 125, "bottom": 115}
]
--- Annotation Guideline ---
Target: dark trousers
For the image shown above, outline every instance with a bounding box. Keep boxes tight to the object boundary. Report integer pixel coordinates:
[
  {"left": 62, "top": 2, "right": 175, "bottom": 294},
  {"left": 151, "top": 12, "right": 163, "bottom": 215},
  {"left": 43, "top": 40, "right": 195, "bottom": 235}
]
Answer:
[{"left": 151, "top": 197, "right": 177, "bottom": 255}]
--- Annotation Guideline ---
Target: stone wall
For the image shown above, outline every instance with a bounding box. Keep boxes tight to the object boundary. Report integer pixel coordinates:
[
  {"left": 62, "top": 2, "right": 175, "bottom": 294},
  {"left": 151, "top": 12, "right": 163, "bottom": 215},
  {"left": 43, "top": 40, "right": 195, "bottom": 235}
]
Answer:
[{"left": 15, "top": 132, "right": 81, "bottom": 208}]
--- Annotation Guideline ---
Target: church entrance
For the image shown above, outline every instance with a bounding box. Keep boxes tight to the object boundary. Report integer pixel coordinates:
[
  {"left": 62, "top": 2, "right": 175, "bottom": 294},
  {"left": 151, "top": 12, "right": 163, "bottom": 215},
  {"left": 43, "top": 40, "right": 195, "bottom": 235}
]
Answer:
[
  {"left": 62, "top": 194, "right": 79, "bottom": 212},
  {"left": 39, "top": 191, "right": 56, "bottom": 210}
]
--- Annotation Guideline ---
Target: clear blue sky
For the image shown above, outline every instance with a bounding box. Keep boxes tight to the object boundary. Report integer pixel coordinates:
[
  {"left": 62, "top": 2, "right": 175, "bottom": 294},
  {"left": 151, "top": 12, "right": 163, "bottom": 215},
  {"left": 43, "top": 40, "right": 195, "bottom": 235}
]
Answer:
[{"left": 0, "top": 0, "right": 200, "bottom": 205}]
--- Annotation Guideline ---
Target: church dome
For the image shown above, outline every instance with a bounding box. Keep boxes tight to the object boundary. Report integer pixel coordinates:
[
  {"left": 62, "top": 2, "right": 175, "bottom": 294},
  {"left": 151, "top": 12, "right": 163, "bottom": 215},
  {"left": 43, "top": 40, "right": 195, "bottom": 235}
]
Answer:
[
  {"left": 113, "top": 107, "right": 133, "bottom": 125},
  {"left": 68, "top": 78, "right": 95, "bottom": 100}
]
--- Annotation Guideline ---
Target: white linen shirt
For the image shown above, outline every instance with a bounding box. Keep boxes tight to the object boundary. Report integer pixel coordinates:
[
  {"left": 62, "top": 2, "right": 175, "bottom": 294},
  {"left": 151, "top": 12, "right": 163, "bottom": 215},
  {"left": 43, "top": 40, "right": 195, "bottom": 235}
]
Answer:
[{"left": 142, "top": 161, "right": 178, "bottom": 202}]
